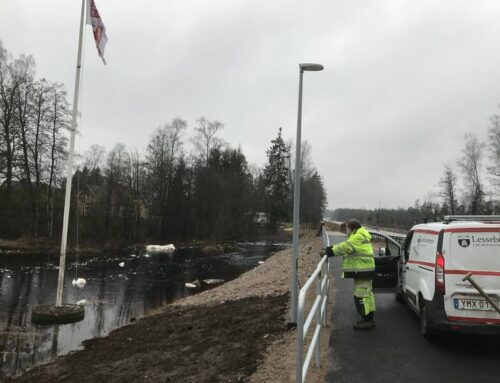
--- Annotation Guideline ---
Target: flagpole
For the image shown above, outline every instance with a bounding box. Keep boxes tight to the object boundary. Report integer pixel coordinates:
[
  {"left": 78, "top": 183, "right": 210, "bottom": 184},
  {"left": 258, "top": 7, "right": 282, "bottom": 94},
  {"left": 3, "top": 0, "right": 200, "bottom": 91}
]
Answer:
[{"left": 55, "top": 0, "right": 86, "bottom": 307}]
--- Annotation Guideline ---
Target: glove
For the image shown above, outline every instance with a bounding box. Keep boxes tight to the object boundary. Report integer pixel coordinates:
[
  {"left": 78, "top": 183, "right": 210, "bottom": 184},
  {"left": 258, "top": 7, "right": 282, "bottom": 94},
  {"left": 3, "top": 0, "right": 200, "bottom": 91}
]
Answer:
[
  {"left": 319, "top": 249, "right": 326, "bottom": 258},
  {"left": 325, "top": 247, "right": 334, "bottom": 257}
]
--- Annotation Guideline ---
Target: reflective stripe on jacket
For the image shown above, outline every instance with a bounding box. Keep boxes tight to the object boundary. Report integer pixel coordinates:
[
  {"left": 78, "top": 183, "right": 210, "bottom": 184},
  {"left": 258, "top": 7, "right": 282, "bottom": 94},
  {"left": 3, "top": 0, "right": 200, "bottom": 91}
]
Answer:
[{"left": 330, "top": 227, "right": 375, "bottom": 278}]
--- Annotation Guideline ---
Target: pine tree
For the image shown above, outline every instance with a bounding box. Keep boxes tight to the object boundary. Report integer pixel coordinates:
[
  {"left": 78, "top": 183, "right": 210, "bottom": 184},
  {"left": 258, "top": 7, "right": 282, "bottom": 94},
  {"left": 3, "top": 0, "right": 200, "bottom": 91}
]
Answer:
[
  {"left": 300, "top": 172, "right": 327, "bottom": 223},
  {"left": 263, "top": 128, "right": 291, "bottom": 230}
]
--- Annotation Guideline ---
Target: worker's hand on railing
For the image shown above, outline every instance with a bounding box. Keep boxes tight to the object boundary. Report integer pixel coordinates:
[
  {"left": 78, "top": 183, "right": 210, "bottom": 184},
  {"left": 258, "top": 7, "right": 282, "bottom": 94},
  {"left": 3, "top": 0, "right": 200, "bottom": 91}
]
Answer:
[{"left": 319, "top": 247, "right": 334, "bottom": 258}]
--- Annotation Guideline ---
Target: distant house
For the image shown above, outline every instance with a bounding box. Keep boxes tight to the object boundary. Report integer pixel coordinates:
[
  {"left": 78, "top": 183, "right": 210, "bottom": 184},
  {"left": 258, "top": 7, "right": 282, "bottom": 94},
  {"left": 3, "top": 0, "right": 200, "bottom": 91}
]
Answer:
[{"left": 254, "top": 212, "right": 268, "bottom": 224}]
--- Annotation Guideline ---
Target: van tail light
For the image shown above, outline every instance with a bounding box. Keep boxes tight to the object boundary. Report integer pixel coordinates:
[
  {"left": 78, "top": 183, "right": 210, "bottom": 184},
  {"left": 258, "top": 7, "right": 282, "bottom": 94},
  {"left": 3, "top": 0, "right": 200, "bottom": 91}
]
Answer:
[{"left": 435, "top": 252, "right": 445, "bottom": 295}]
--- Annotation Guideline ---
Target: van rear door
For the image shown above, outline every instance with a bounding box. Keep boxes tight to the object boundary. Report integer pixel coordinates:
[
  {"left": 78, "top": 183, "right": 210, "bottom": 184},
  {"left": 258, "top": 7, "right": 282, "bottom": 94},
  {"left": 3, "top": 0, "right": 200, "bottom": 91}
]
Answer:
[{"left": 443, "top": 225, "right": 500, "bottom": 324}]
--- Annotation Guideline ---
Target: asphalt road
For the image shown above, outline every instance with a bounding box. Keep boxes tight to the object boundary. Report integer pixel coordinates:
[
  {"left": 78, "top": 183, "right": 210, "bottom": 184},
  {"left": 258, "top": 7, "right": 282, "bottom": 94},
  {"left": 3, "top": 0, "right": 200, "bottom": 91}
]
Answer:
[{"left": 325, "top": 256, "right": 500, "bottom": 383}]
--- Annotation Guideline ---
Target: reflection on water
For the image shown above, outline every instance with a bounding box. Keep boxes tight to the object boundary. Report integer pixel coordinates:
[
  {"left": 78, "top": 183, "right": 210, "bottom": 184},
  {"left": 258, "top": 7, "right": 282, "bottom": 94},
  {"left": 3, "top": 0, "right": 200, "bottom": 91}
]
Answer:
[{"left": 0, "top": 244, "right": 286, "bottom": 377}]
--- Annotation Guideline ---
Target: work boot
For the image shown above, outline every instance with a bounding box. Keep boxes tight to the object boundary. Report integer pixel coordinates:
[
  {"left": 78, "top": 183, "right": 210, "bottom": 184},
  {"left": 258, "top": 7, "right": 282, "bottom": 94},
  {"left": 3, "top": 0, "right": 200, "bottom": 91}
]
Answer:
[
  {"left": 354, "top": 297, "right": 365, "bottom": 317},
  {"left": 353, "top": 319, "right": 375, "bottom": 330}
]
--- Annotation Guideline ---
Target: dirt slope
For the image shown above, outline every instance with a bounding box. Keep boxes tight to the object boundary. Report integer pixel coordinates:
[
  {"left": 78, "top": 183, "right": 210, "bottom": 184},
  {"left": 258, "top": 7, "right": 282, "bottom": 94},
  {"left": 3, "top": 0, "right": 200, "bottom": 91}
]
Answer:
[{"left": 9, "top": 231, "right": 330, "bottom": 383}]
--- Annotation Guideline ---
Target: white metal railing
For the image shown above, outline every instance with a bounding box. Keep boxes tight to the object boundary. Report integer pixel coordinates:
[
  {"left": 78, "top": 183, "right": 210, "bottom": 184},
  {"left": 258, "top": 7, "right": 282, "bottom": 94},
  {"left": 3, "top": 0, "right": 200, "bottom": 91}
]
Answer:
[{"left": 296, "top": 227, "right": 331, "bottom": 383}]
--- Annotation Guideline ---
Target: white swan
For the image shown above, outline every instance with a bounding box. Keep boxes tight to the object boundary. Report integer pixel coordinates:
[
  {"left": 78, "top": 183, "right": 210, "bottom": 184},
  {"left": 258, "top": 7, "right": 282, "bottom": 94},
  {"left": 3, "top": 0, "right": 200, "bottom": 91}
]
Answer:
[
  {"left": 145, "top": 244, "right": 175, "bottom": 254},
  {"left": 72, "top": 278, "right": 86, "bottom": 288},
  {"left": 185, "top": 279, "right": 201, "bottom": 288}
]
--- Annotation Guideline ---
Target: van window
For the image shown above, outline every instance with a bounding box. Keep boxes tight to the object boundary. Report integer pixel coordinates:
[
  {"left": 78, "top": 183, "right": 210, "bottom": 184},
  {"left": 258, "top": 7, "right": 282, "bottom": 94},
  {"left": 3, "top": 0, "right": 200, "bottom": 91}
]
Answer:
[
  {"left": 403, "top": 231, "right": 414, "bottom": 263},
  {"left": 387, "top": 240, "right": 399, "bottom": 257},
  {"left": 370, "top": 233, "right": 390, "bottom": 256}
]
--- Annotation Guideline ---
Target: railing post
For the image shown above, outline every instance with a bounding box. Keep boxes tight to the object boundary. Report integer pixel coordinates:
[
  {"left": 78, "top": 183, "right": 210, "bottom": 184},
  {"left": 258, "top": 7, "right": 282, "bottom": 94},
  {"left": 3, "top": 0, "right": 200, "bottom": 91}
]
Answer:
[
  {"left": 323, "top": 260, "right": 328, "bottom": 326},
  {"left": 315, "top": 271, "right": 321, "bottom": 368},
  {"left": 296, "top": 293, "right": 304, "bottom": 383},
  {"left": 322, "top": 228, "right": 330, "bottom": 326}
]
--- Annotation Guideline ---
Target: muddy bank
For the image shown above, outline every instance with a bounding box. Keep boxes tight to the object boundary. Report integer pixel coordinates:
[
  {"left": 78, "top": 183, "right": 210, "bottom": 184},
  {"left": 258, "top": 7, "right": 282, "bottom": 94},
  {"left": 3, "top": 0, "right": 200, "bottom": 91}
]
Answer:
[
  {"left": 8, "top": 295, "right": 289, "bottom": 383},
  {"left": 0, "top": 238, "right": 58, "bottom": 254},
  {"left": 0, "top": 238, "right": 127, "bottom": 257},
  {"left": 6, "top": 231, "right": 330, "bottom": 382}
]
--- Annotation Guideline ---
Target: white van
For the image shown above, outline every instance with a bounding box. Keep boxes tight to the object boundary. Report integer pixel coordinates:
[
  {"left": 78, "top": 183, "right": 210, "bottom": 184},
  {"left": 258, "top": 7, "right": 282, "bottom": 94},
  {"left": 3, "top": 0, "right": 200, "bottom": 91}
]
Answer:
[{"left": 370, "top": 216, "right": 500, "bottom": 338}]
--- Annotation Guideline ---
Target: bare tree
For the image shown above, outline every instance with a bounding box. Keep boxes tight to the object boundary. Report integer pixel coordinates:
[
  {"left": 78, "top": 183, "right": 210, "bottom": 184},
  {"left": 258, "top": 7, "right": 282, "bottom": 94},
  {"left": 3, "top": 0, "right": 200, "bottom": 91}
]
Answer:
[
  {"left": 248, "top": 163, "right": 261, "bottom": 184},
  {"left": 30, "top": 79, "right": 53, "bottom": 189},
  {"left": 439, "top": 164, "right": 458, "bottom": 215},
  {"left": 16, "top": 58, "right": 35, "bottom": 186},
  {"left": 169, "top": 118, "right": 187, "bottom": 156},
  {"left": 145, "top": 118, "right": 186, "bottom": 237},
  {"left": 0, "top": 42, "right": 32, "bottom": 213},
  {"left": 0, "top": 122, "right": 5, "bottom": 176},
  {"left": 46, "top": 82, "right": 69, "bottom": 239},
  {"left": 192, "top": 117, "right": 225, "bottom": 165},
  {"left": 289, "top": 139, "right": 314, "bottom": 179},
  {"left": 126, "top": 148, "right": 146, "bottom": 238},
  {"left": 104, "top": 143, "right": 129, "bottom": 235},
  {"left": 9, "top": 52, "right": 37, "bottom": 233},
  {"left": 84, "top": 143, "right": 106, "bottom": 172},
  {"left": 488, "top": 114, "right": 500, "bottom": 193},
  {"left": 18, "top": 78, "right": 54, "bottom": 236},
  {"left": 457, "top": 133, "right": 487, "bottom": 214}
]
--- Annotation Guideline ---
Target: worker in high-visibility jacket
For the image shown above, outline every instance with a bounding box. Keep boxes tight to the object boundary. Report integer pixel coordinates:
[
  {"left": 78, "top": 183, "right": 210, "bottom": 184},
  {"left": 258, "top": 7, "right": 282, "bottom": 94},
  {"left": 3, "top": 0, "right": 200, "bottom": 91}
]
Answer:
[{"left": 322, "top": 219, "right": 376, "bottom": 330}]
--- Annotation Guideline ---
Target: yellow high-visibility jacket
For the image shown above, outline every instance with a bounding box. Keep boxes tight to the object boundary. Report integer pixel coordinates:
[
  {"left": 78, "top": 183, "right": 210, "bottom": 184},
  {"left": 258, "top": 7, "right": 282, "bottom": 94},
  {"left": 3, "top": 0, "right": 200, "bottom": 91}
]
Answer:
[{"left": 329, "top": 227, "right": 375, "bottom": 279}]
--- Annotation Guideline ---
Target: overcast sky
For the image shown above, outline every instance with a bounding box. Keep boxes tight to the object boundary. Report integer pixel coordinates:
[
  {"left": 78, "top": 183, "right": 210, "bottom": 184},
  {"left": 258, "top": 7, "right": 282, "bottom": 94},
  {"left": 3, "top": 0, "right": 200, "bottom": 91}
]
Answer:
[{"left": 1, "top": 0, "right": 498, "bottom": 210}]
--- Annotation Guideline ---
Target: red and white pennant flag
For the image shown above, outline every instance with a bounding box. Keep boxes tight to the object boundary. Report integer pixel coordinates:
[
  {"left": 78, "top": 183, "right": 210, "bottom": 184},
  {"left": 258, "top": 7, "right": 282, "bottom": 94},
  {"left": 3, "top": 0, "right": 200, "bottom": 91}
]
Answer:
[{"left": 86, "top": 0, "right": 108, "bottom": 65}]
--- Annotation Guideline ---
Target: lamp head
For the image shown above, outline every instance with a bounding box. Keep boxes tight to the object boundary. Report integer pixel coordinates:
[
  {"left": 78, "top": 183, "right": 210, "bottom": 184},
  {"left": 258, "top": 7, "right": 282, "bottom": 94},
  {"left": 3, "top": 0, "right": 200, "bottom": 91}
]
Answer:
[{"left": 299, "top": 63, "right": 324, "bottom": 72}]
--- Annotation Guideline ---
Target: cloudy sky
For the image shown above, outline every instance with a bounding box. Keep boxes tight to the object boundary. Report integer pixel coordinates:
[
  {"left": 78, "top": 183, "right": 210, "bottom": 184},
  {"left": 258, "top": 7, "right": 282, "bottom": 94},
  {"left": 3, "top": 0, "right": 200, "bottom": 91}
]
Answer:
[{"left": 1, "top": 0, "right": 499, "bottom": 210}]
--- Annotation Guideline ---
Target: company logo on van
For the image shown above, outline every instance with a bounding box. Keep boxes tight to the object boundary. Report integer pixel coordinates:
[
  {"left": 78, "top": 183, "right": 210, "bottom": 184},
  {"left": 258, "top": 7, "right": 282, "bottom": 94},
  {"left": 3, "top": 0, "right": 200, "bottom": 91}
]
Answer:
[
  {"left": 456, "top": 233, "right": 500, "bottom": 248},
  {"left": 458, "top": 236, "right": 470, "bottom": 248}
]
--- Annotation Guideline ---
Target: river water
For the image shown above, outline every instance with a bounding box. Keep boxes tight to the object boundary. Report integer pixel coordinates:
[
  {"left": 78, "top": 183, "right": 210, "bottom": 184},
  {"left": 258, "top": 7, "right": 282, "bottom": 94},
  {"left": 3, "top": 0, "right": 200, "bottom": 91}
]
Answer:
[{"left": 0, "top": 243, "right": 286, "bottom": 378}]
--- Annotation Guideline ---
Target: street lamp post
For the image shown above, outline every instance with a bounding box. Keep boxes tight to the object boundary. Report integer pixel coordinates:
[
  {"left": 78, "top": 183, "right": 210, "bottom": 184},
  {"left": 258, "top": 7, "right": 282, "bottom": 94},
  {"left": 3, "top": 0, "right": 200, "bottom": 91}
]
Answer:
[{"left": 291, "top": 63, "right": 324, "bottom": 325}]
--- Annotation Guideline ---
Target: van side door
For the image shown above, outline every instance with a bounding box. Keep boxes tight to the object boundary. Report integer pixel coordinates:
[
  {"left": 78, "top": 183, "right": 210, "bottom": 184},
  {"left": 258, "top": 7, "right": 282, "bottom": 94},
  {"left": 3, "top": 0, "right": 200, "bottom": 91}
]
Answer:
[
  {"left": 404, "top": 230, "right": 424, "bottom": 308},
  {"left": 400, "top": 231, "right": 414, "bottom": 302},
  {"left": 370, "top": 231, "right": 401, "bottom": 290}
]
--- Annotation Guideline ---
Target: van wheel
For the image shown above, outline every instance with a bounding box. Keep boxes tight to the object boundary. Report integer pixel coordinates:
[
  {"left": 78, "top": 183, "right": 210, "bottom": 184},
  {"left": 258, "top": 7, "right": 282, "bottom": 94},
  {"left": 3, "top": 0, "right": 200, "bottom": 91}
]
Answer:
[
  {"left": 395, "top": 287, "right": 404, "bottom": 303},
  {"left": 419, "top": 301, "right": 434, "bottom": 339}
]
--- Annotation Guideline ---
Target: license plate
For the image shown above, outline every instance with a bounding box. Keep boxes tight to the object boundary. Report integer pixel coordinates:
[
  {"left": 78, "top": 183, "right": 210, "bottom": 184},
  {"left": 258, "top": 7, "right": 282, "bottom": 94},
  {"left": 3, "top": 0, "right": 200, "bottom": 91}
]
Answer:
[{"left": 453, "top": 297, "right": 499, "bottom": 311}]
